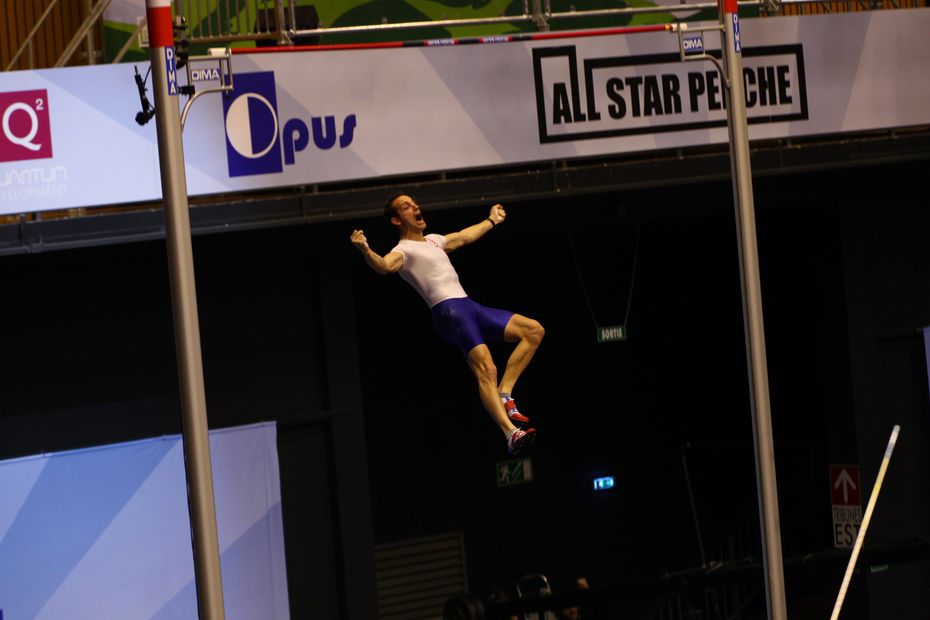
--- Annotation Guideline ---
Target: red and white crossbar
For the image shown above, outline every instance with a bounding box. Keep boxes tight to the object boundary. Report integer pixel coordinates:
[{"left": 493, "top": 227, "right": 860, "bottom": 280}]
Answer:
[{"left": 229, "top": 23, "right": 679, "bottom": 55}]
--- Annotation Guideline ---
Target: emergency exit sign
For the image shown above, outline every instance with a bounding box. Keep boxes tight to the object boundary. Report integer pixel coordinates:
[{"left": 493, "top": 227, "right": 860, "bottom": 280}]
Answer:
[
  {"left": 597, "top": 325, "right": 627, "bottom": 343},
  {"left": 497, "top": 458, "right": 533, "bottom": 487}
]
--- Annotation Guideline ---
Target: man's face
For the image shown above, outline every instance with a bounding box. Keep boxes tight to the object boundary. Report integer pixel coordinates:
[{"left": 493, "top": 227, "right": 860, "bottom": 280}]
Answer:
[{"left": 391, "top": 195, "right": 426, "bottom": 230}]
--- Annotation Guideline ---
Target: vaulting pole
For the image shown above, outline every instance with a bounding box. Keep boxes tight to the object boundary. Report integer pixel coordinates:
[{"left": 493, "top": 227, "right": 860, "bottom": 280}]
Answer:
[
  {"left": 830, "top": 425, "right": 901, "bottom": 620},
  {"left": 145, "top": 1, "right": 226, "bottom": 617},
  {"left": 718, "top": 1, "right": 788, "bottom": 618}
]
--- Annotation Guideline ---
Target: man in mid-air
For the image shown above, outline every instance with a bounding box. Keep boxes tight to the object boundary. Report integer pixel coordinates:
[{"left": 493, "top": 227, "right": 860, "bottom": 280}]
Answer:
[{"left": 350, "top": 194, "right": 544, "bottom": 454}]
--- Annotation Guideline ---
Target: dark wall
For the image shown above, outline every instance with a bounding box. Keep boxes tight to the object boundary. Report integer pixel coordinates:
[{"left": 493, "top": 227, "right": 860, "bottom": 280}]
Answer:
[
  {"left": 353, "top": 185, "right": 752, "bottom": 584},
  {"left": 0, "top": 227, "right": 328, "bottom": 443},
  {"left": 352, "top": 188, "right": 750, "bottom": 600},
  {"left": 352, "top": 161, "right": 930, "bottom": 618},
  {"left": 839, "top": 191, "right": 930, "bottom": 620},
  {"left": 0, "top": 223, "right": 376, "bottom": 619},
  {"left": 0, "top": 159, "right": 928, "bottom": 619}
]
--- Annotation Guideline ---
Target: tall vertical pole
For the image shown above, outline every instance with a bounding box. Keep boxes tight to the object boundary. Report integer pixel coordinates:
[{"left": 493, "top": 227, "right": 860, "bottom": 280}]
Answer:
[
  {"left": 531, "top": 0, "right": 549, "bottom": 31},
  {"left": 144, "top": 1, "right": 226, "bottom": 618},
  {"left": 718, "top": 1, "right": 788, "bottom": 618}
]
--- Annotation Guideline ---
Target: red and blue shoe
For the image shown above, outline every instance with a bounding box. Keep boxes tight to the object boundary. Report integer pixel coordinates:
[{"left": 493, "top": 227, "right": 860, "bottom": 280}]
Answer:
[
  {"left": 503, "top": 398, "right": 530, "bottom": 425},
  {"left": 507, "top": 428, "right": 537, "bottom": 455}
]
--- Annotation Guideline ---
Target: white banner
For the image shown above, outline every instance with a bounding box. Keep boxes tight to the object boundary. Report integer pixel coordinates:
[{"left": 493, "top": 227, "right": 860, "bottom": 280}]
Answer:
[
  {"left": 0, "top": 422, "right": 289, "bottom": 620},
  {"left": 1, "top": 9, "right": 929, "bottom": 215}
]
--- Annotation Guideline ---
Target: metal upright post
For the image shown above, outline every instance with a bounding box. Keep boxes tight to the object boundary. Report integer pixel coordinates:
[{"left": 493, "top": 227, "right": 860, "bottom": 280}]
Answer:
[
  {"left": 274, "top": 0, "right": 291, "bottom": 45},
  {"left": 84, "top": 0, "right": 95, "bottom": 64},
  {"left": 144, "top": 1, "right": 226, "bottom": 618},
  {"left": 532, "top": 0, "right": 550, "bottom": 31},
  {"left": 718, "top": 0, "right": 788, "bottom": 618}
]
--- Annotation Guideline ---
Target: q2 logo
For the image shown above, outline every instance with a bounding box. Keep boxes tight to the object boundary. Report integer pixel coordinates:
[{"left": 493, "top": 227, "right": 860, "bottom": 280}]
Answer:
[{"left": 0, "top": 89, "right": 53, "bottom": 163}]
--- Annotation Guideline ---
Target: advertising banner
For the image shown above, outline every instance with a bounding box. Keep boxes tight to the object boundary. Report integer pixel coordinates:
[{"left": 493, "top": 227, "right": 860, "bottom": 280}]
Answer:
[
  {"left": 2, "top": 9, "right": 929, "bottom": 215},
  {"left": 0, "top": 422, "right": 289, "bottom": 620}
]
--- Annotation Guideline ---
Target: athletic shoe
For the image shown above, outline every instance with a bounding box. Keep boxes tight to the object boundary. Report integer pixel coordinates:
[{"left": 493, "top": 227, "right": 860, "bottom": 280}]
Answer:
[
  {"left": 503, "top": 398, "right": 530, "bottom": 425},
  {"left": 507, "top": 428, "right": 537, "bottom": 455}
]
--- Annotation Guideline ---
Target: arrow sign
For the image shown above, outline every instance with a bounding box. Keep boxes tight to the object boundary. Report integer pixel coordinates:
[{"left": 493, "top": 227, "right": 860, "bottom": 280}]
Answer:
[
  {"left": 829, "top": 465, "right": 861, "bottom": 506},
  {"left": 833, "top": 469, "right": 857, "bottom": 503},
  {"left": 830, "top": 464, "right": 863, "bottom": 549}
]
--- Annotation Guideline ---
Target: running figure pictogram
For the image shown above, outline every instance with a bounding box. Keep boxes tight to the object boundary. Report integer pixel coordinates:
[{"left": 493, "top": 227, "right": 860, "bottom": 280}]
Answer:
[{"left": 350, "top": 193, "right": 544, "bottom": 454}]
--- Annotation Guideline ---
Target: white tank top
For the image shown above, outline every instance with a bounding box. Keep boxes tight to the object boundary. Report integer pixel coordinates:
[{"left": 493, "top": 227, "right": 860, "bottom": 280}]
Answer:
[{"left": 391, "top": 234, "right": 467, "bottom": 308}]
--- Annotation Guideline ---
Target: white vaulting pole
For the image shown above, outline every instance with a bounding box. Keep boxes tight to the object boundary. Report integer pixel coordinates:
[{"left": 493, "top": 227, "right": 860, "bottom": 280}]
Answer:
[
  {"left": 830, "top": 425, "right": 901, "bottom": 620},
  {"left": 145, "top": 1, "right": 226, "bottom": 618}
]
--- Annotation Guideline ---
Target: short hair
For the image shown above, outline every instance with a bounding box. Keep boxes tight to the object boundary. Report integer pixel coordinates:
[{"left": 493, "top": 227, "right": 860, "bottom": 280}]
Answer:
[{"left": 383, "top": 192, "right": 406, "bottom": 224}]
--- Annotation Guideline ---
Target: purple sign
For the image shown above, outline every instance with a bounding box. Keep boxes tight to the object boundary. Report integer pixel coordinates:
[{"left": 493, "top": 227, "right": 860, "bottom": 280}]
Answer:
[{"left": 0, "top": 89, "right": 53, "bottom": 163}]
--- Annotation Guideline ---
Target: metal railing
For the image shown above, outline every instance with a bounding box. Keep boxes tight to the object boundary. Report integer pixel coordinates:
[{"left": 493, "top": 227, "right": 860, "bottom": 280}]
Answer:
[
  {"left": 180, "top": 0, "right": 765, "bottom": 47},
  {"left": 175, "top": 0, "right": 919, "bottom": 49},
  {"left": 177, "top": 0, "right": 293, "bottom": 44},
  {"left": 4, "top": 0, "right": 107, "bottom": 71},
  {"left": 55, "top": 0, "right": 111, "bottom": 67},
  {"left": 172, "top": 0, "right": 927, "bottom": 48},
  {"left": 6, "top": 0, "right": 922, "bottom": 72},
  {"left": 4, "top": 0, "right": 63, "bottom": 71}
]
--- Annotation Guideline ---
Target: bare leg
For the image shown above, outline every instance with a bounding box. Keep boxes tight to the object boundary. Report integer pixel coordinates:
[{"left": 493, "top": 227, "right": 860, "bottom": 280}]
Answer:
[
  {"left": 498, "top": 313, "right": 545, "bottom": 395},
  {"left": 467, "top": 344, "right": 516, "bottom": 438}
]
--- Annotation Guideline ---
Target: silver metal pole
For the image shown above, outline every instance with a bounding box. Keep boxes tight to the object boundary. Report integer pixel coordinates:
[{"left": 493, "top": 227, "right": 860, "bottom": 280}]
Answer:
[
  {"left": 532, "top": 0, "right": 550, "bottom": 31},
  {"left": 55, "top": 0, "right": 110, "bottom": 67},
  {"left": 680, "top": 447, "right": 707, "bottom": 566},
  {"left": 112, "top": 16, "right": 146, "bottom": 63},
  {"left": 84, "top": 0, "right": 95, "bottom": 65},
  {"left": 145, "top": 1, "right": 226, "bottom": 618},
  {"left": 274, "top": 0, "right": 291, "bottom": 45},
  {"left": 282, "top": 2, "right": 762, "bottom": 40},
  {"left": 547, "top": 1, "right": 759, "bottom": 20},
  {"left": 718, "top": 1, "right": 788, "bottom": 618},
  {"left": 290, "top": 14, "right": 533, "bottom": 38}
]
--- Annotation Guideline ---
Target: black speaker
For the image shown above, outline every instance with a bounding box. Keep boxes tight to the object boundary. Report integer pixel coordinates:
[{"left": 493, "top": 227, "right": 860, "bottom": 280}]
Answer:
[{"left": 255, "top": 4, "right": 320, "bottom": 47}]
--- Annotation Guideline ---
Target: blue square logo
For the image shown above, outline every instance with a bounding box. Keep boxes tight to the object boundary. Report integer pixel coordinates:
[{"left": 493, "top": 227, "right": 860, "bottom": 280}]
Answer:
[{"left": 222, "top": 71, "right": 282, "bottom": 177}]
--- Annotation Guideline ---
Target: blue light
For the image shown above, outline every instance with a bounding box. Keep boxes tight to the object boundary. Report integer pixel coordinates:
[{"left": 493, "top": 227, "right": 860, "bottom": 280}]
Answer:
[{"left": 593, "top": 476, "right": 615, "bottom": 491}]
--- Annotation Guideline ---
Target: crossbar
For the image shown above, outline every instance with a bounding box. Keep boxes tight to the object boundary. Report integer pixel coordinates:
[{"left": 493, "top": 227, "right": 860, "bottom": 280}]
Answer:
[{"left": 231, "top": 23, "right": 678, "bottom": 54}]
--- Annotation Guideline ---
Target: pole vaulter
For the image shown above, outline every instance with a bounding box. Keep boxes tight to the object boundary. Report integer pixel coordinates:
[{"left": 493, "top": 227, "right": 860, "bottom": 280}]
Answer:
[
  {"left": 145, "top": 1, "right": 226, "bottom": 617},
  {"left": 717, "top": 0, "right": 788, "bottom": 617}
]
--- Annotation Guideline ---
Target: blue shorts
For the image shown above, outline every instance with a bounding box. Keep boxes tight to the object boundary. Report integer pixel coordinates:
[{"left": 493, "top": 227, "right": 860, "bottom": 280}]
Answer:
[{"left": 430, "top": 297, "right": 514, "bottom": 355}]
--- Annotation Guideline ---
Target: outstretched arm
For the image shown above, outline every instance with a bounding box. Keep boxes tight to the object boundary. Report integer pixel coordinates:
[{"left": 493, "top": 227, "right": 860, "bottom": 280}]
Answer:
[
  {"left": 445, "top": 204, "right": 506, "bottom": 252},
  {"left": 350, "top": 229, "right": 404, "bottom": 275}
]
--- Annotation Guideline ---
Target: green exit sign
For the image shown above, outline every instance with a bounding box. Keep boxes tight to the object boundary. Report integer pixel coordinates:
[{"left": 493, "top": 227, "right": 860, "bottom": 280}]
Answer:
[
  {"left": 497, "top": 458, "right": 533, "bottom": 487},
  {"left": 597, "top": 325, "right": 627, "bottom": 343}
]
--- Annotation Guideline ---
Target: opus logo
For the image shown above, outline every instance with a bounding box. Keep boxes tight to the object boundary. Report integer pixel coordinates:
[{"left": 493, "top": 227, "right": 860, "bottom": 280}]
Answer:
[
  {"left": 0, "top": 89, "right": 53, "bottom": 163},
  {"left": 222, "top": 71, "right": 357, "bottom": 178}
]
